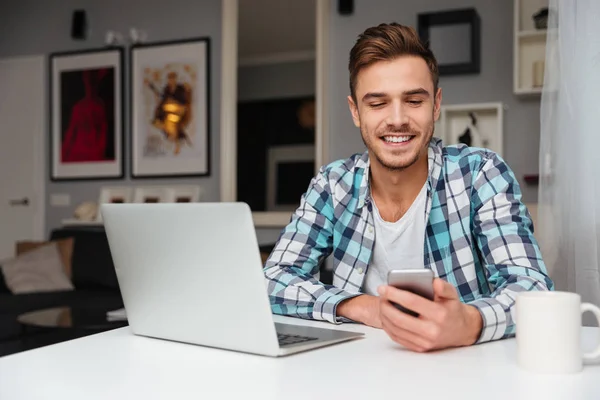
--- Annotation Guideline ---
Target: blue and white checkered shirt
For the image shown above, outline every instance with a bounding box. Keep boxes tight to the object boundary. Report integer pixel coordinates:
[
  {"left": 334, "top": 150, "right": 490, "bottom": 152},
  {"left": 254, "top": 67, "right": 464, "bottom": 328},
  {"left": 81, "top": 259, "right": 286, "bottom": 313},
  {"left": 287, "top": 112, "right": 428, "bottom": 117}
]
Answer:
[{"left": 264, "top": 137, "right": 553, "bottom": 344}]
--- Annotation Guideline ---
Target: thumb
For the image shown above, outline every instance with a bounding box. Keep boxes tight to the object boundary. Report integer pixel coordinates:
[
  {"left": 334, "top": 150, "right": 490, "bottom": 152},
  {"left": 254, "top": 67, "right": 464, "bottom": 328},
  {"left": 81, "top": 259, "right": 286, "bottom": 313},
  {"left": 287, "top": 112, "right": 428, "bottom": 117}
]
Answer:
[{"left": 433, "top": 278, "right": 458, "bottom": 300}]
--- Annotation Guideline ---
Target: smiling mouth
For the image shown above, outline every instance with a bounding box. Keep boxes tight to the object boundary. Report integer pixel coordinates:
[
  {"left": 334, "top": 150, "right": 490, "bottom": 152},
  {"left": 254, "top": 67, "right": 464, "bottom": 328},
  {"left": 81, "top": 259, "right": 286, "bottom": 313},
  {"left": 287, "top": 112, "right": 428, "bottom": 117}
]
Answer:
[{"left": 381, "top": 135, "right": 415, "bottom": 145}]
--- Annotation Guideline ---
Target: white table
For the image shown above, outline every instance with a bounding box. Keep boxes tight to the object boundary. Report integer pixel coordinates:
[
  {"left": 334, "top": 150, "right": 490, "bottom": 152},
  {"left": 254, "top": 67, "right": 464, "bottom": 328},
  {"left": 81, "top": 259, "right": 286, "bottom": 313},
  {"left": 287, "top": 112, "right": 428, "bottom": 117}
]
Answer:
[{"left": 1, "top": 316, "right": 599, "bottom": 400}]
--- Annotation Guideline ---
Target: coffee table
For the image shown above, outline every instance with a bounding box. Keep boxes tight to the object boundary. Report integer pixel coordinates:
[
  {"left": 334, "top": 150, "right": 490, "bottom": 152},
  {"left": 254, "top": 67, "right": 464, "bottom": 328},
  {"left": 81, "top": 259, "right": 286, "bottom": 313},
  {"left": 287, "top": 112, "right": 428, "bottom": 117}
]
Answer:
[
  {"left": 14, "top": 307, "right": 128, "bottom": 354},
  {"left": 18, "top": 307, "right": 128, "bottom": 331}
]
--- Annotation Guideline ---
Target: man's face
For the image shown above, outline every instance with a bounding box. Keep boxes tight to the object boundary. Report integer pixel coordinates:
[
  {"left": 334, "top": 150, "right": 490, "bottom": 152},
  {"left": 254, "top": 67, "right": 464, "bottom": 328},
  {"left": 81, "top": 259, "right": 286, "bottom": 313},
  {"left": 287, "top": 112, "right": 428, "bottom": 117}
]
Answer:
[{"left": 348, "top": 56, "right": 441, "bottom": 171}]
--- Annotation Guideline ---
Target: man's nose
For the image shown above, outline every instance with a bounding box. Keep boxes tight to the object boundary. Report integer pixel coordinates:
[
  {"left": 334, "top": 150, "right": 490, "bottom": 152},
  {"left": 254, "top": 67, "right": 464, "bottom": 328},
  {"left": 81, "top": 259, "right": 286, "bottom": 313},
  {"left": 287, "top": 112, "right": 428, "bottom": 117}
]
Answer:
[{"left": 386, "top": 101, "right": 408, "bottom": 128}]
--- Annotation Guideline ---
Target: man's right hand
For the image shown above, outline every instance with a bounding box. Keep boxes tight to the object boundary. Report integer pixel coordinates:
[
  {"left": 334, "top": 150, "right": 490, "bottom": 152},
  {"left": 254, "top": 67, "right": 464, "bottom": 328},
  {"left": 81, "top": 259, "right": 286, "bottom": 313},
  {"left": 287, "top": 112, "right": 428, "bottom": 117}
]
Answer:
[{"left": 336, "top": 294, "right": 382, "bottom": 328}]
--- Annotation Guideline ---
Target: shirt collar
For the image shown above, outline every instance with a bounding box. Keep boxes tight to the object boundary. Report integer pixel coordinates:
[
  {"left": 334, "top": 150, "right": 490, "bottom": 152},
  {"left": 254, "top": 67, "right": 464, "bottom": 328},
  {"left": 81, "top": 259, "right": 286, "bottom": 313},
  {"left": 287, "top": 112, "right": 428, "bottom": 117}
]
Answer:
[{"left": 358, "top": 137, "right": 443, "bottom": 210}]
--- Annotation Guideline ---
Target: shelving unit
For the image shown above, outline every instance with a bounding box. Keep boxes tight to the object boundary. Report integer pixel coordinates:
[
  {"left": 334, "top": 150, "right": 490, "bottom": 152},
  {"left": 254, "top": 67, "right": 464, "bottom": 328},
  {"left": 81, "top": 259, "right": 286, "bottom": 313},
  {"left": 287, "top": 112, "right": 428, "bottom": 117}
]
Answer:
[
  {"left": 436, "top": 102, "right": 504, "bottom": 157},
  {"left": 514, "top": 0, "right": 549, "bottom": 96}
]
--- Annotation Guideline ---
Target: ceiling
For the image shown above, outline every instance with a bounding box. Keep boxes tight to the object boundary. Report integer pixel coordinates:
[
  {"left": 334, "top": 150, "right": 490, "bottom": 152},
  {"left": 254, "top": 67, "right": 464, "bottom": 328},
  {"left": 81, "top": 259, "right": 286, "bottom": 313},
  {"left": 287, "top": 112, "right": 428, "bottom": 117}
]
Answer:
[{"left": 238, "top": 0, "right": 316, "bottom": 60}]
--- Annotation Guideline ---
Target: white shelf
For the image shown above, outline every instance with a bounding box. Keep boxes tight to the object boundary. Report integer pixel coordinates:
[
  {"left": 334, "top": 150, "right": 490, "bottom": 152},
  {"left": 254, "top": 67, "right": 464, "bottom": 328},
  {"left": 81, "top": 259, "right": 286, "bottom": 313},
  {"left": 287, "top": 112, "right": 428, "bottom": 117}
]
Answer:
[
  {"left": 517, "top": 29, "right": 547, "bottom": 39},
  {"left": 514, "top": 87, "right": 543, "bottom": 96},
  {"left": 514, "top": 0, "right": 550, "bottom": 96},
  {"left": 61, "top": 219, "right": 103, "bottom": 227},
  {"left": 436, "top": 102, "right": 504, "bottom": 157}
]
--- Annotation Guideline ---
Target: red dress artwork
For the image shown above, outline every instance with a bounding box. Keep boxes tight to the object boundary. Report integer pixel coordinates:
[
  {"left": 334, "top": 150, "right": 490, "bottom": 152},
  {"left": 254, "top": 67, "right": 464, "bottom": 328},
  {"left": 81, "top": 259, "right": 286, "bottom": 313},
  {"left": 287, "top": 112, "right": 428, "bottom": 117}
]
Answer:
[{"left": 61, "top": 69, "right": 110, "bottom": 163}]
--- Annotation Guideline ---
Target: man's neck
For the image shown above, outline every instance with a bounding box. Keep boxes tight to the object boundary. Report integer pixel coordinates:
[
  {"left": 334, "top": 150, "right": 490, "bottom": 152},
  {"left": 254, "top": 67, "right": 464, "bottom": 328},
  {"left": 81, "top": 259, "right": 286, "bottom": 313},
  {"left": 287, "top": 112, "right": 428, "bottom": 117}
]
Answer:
[{"left": 369, "top": 151, "right": 428, "bottom": 220}]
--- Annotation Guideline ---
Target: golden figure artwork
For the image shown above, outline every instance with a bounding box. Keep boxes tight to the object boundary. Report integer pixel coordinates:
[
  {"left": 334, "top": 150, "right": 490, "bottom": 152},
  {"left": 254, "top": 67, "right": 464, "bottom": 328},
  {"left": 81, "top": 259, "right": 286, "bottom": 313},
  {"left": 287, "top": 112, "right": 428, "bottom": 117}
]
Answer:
[{"left": 143, "top": 64, "right": 197, "bottom": 156}]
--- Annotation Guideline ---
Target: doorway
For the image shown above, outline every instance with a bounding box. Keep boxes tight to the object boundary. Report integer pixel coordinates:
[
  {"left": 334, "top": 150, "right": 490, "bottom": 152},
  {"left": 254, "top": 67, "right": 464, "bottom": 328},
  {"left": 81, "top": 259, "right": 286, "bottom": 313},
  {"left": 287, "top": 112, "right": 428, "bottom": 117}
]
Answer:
[{"left": 0, "top": 56, "right": 46, "bottom": 259}]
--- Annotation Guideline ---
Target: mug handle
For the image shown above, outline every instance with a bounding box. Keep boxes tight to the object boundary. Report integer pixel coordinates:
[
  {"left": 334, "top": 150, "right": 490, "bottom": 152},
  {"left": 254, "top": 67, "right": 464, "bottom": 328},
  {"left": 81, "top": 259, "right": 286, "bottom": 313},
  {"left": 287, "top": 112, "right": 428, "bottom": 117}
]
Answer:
[{"left": 581, "top": 303, "right": 600, "bottom": 362}]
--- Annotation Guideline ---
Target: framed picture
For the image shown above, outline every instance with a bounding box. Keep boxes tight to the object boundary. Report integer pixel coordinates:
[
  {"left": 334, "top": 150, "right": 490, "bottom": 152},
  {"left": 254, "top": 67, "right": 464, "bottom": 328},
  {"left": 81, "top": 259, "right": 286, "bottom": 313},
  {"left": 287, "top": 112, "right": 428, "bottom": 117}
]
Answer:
[
  {"left": 133, "top": 186, "right": 170, "bottom": 203},
  {"left": 49, "top": 47, "right": 124, "bottom": 181},
  {"left": 98, "top": 186, "right": 133, "bottom": 204},
  {"left": 417, "top": 8, "right": 480, "bottom": 75},
  {"left": 130, "top": 37, "right": 210, "bottom": 178},
  {"left": 96, "top": 186, "right": 133, "bottom": 222},
  {"left": 165, "top": 185, "right": 203, "bottom": 203}
]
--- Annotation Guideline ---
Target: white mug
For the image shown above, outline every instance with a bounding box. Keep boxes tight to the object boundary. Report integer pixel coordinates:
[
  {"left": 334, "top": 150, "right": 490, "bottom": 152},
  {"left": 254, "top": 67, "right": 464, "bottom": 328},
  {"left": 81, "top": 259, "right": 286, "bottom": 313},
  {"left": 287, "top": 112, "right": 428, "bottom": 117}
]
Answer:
[{"left": 516, "top": 291, "right": 600, "bottom": 373}]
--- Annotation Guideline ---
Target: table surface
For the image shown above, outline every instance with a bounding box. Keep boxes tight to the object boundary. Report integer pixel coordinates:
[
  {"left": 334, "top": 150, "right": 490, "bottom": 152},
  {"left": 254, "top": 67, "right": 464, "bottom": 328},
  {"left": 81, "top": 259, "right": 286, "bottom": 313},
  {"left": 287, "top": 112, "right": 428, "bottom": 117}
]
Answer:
[
  {"left": 1, "top": 315, "right": 599, "bottom": 400},
  {"left": 17, "top": 307, "right": 128, "bottom": 330}
]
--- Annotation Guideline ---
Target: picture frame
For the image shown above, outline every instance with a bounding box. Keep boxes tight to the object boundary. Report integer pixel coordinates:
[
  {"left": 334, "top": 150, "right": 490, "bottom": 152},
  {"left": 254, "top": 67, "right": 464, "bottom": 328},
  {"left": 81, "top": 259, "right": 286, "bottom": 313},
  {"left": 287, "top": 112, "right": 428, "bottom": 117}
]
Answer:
[
  {"left": 417, "top": 8, "right": 481, "bottom": 76},
  {"left": 98, "top": 186, "right": 133, "bottom": 204},
  {"left": 132, "top": 186, "right": 170, "bottom": 203},
  {"left": 49, "top": 47, "right": 124, "bottom": 181},
  {"left": 435, "top": 102, "right": 504, "bottom": 157},
  {"left": 130, "top": 37, "right": 211, "bottom": 178},
  {"left": 165, "top": 185, "right": 203, "bottom": 203},
  {"left": 96, "top": 186, "right": 133, "bottom": 222}
]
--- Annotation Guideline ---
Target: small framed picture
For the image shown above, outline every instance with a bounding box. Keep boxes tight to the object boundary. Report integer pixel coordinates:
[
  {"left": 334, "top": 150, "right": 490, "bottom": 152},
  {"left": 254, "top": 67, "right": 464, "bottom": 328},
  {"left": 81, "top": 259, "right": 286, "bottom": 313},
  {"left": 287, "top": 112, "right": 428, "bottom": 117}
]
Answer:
[
  {"left": 98, "top": 186, "right": 133, "bottom": 204},
  {"left": 130, "top": 37, "right": 210, "bottom": 178},
  {"left": 133, "top": 186, "right": 170, "bottom": 203},
  {"left": 96, "top": 186, "right": 133, "bottom": 221},
  {"left": 49, "top": 47, "right": 125, "bottom": 181},
  {"left": 166, "top": 185, "right": 203, "bottom": 203}
]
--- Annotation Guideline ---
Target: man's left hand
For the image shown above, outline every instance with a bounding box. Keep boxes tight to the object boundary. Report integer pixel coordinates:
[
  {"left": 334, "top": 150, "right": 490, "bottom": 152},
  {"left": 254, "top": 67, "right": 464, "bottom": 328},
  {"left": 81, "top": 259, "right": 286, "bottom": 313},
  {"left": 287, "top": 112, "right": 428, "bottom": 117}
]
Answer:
[{"left": 377, "top": 278, "right": 483, "bottom": 352}]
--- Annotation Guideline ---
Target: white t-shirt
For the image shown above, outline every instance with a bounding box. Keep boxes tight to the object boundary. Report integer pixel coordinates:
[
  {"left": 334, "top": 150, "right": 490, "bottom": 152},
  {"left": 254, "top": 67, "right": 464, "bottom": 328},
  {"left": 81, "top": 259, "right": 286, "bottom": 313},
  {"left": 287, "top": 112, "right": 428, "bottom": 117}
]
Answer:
[{"left": 363, "top": 183, "right": 427, "bottom": 296}]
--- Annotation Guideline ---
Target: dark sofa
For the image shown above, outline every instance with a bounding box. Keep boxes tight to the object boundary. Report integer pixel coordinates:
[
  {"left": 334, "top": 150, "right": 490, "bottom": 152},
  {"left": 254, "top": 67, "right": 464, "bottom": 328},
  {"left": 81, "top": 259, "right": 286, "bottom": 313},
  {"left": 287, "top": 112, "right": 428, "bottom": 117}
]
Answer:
[{"left": 0, "top": 227, "right": 124, "bottom": 357}]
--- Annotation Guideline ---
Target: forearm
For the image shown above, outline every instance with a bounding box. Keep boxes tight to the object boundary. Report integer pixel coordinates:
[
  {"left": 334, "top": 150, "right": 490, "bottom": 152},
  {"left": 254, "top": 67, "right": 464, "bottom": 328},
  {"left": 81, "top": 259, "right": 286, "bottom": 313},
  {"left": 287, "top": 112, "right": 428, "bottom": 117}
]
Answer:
[
  {"left": 336, "top": 294, "right": 380, "bottom": 327},
  {"left": 264, "top": 264, "right": 358, "bottom": 323},
  {"left": 468, "top": 271, "right": 551, "bottom": 343}
]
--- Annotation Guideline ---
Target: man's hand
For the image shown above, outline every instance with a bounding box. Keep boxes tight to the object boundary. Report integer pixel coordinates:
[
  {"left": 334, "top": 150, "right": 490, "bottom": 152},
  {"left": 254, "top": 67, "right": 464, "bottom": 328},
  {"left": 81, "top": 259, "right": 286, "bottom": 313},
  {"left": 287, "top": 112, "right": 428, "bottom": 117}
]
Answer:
[
  {"left": 337, "top": 294, "right": 382, "bottom": 328},
  {"left": 377, "top": 278, "right": 483, "bottom": 352}
]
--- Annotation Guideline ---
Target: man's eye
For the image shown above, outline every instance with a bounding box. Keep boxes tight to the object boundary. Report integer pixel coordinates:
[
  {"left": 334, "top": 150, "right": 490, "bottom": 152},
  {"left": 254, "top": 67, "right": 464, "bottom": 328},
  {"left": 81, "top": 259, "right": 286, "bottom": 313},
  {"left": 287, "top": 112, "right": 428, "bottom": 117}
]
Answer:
[
  {"left": 369, "top": 103, "right": 385, "bottom": 108},
  {"left": 408, "top": 100, "right": 423, "bottom": 105}
]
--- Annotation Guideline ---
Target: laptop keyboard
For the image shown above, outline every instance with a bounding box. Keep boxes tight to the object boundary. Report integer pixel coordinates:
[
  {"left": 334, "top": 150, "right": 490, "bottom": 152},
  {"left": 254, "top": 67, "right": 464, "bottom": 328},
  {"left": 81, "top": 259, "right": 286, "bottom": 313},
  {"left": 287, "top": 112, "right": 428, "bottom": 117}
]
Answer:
[{"left": 277, "top": 333, "right": 318, "bottom": 347}]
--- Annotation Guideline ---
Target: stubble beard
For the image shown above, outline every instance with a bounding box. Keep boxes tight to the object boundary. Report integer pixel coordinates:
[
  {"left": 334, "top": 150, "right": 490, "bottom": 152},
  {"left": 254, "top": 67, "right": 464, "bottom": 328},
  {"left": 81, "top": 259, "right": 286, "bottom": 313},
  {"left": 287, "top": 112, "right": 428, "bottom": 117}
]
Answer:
[{"left": 360, "top": 123, "right": 434, "bottom": 172}]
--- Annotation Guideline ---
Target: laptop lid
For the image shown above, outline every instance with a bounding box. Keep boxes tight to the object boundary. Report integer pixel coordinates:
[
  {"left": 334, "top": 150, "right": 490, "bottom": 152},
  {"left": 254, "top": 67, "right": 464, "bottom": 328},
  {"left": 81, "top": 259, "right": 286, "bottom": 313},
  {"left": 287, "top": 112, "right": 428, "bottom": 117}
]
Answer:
[{"left": 101, "top": 202, "right": 281, "bottom": 356}]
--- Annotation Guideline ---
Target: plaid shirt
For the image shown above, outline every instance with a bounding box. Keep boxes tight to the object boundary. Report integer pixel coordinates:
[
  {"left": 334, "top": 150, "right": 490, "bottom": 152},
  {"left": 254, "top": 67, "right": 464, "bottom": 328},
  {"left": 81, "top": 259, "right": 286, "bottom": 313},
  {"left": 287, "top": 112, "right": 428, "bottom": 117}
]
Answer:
[{"left": 264, "top": 137, "right": 554, "bottom": 344}]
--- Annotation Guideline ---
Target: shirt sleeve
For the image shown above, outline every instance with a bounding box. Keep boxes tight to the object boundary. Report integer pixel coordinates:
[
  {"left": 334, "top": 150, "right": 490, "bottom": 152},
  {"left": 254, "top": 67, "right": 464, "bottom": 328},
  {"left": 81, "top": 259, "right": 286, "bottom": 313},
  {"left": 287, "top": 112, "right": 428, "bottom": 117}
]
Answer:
[
  {"left": 468, "top": 153, "right": 555, "bottom": 343},
  {"left": 263, "top": 167, "right": 361, "bottom": 324}
]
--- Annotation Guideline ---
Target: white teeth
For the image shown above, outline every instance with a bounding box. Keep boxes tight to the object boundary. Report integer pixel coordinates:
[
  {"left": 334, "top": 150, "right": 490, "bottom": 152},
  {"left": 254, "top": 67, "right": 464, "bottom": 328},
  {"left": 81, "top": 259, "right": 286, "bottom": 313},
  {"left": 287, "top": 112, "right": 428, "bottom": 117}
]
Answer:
[{"left": 383, "top": 136, "right": 411, "bottom": 143}]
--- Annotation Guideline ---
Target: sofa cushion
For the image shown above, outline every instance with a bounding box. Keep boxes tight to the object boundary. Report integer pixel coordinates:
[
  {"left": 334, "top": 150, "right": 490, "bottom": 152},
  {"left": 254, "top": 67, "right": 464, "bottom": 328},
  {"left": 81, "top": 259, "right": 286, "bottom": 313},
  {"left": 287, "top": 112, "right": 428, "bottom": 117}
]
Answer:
[
  {"left": 0, "top": 243, "right": 74, "bottom": 294},
  {"left": 16, "top": 237, "right": 74, "bottom": 278}
]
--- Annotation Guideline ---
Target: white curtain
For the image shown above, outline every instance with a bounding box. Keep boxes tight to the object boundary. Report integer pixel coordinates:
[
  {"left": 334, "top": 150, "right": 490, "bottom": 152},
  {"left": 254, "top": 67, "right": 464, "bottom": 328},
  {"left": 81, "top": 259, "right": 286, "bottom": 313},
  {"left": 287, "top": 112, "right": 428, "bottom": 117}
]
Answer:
[{"left": 538, "top": 0, "right": 600, "bottom": 323}]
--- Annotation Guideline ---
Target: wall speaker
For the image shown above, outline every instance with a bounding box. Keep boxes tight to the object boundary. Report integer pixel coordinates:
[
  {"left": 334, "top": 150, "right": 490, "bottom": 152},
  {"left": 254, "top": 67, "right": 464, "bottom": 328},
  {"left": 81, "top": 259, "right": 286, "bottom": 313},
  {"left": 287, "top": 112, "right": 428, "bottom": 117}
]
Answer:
[
  {"left": 338, "top": 0, "right": 353, "bottom": 15},
  {"left": 71, "top": 10, "right": 87, "bottom": 40}
]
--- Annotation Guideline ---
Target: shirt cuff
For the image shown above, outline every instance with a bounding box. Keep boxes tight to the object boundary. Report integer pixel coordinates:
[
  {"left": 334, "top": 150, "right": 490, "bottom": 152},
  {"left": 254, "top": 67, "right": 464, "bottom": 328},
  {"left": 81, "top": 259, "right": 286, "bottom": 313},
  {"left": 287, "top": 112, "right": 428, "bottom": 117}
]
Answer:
[
  {"left": 467, "top": 298, "right": 508, "bottom": 344},
  {"left": 313, "top": 290, "right": 362, "bottom": 324}
]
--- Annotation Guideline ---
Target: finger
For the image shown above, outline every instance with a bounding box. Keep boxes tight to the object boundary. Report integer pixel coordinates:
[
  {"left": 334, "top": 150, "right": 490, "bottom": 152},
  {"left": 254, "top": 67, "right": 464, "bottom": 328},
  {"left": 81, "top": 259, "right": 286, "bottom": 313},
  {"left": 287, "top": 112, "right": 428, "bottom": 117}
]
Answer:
[
  {"left": 380, "top": 314, "right": 433, "bottom": 352},
  {"left": 433, "top": 278, "right": 459, "bottom": 300},
  {"left": 380, "top": 300, "right": 439, "bottom": 342},
  {"left": 386, "top": 331, "right": 428, "bottom": 353},
  {"left": 379, "top": 285, "right": 441, "bottom": 320}
]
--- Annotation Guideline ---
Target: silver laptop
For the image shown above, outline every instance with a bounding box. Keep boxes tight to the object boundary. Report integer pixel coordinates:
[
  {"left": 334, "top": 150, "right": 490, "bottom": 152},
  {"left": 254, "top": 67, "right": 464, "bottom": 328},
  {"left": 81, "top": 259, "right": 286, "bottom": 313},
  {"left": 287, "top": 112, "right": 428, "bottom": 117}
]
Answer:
[{"left": 101, "top": 202, "right": 363, "bottom": 357}]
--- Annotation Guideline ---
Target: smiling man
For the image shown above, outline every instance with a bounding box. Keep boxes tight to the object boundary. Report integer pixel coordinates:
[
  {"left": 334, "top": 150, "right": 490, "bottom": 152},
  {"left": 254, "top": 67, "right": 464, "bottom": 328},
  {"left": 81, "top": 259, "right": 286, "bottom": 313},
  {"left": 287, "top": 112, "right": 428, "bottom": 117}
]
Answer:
[{"left": 263, "top": 23, "right": 553, "bottom": 352}]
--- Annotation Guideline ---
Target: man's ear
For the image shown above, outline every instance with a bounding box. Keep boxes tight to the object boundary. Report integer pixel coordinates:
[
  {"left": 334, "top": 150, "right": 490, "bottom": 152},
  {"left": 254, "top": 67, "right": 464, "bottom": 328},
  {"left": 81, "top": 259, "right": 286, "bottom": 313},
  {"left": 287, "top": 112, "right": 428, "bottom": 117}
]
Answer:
[
  {"left": 433, "top": 87, "right": 442, "bottom": 122},
  {"left": 347, "top": 96, "right": 361, "bottom": 128}
]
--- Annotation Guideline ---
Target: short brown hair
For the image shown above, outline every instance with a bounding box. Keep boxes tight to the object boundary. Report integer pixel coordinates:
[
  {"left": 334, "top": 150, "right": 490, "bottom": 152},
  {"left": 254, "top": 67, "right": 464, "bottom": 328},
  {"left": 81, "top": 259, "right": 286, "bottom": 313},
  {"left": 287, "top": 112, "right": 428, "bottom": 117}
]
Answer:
[{"left": 348, "top": 22, "right": 439, "bottom": 101}]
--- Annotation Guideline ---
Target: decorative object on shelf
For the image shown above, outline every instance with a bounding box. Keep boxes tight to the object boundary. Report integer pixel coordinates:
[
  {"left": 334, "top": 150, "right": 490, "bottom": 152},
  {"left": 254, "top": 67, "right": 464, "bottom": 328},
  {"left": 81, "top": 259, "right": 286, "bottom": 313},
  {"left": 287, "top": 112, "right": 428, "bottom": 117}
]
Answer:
[
  {"left": 133, "top": 186, "right": 170, "bottom": 203},
  {"left": 417, "top": 8, "right": 480, "bottom": 75},
  {"left": 532, "top": 60, "right": 545, "bottom": 88},
  {"left": 532, "top": 7, "right": 549, "bottom": 30},
  {"left": 130, "top": 37, "right": 210, "bottom": 178},
  {"left": 457, "top": 112, "right": 489, "bottom": 148},
  {"left": 49, "top": 48, "right": 124, "bottom": 181},
  {"left": 523, "top": 174, "right": 540, "bottom": 185},
  {"left": 436, "top": 102, "right": 504, "bottom": 156},
  {"left": 73, "top": 201, "right": 98, "bottom": 222}
]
